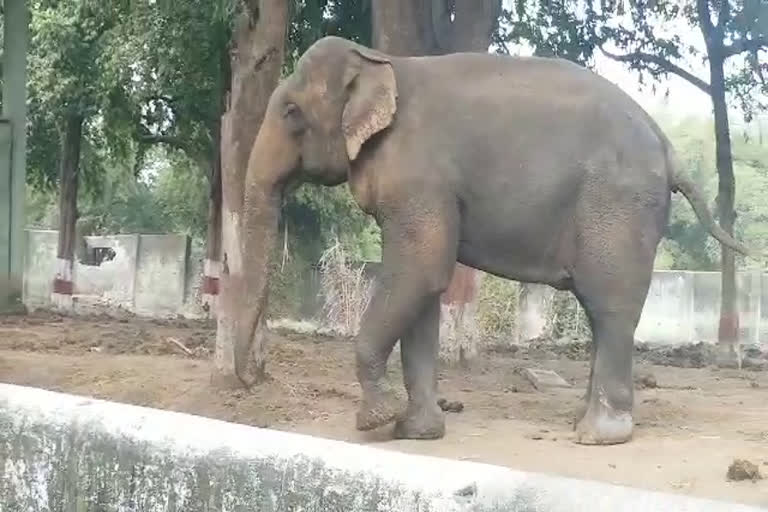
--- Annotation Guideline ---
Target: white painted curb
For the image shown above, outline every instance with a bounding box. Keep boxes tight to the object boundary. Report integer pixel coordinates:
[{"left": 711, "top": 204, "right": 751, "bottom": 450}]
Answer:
[{"left": 0, "top": 383, "right": 764, "bottom": 511}]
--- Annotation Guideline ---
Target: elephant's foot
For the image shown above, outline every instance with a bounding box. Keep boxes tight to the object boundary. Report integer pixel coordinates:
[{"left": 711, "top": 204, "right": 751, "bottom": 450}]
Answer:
[
  {"left": 356, "top": 388, "right": 401, "bottom": 431},
  {"left": 393, "top": 401, "right": 445, "bottom": 440},
  {"left": 574, "top": 399, "right": 633, "bottom": 445}
]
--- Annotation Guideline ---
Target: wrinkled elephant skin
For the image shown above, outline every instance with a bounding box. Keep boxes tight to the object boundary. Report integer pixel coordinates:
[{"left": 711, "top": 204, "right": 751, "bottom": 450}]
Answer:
[{"left": 234, "top": 36, "right": 754, "bottom": 445}]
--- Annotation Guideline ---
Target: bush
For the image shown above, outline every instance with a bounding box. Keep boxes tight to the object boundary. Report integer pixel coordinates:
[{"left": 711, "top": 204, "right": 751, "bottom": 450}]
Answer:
[
  {"left": 476, "top": 275, "right": 591, "bottom": 343},
  {"left": 476, "top": 274, "right": 520, "bottom": 340}
]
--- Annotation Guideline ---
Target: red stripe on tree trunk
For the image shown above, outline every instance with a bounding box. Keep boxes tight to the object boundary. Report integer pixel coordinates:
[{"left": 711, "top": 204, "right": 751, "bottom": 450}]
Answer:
[
  {"left": 202, "top": 276, "right": 220, "bottom": 295},
  {"left": 53, "top": 278, "right": 74, "bottom": 295}
]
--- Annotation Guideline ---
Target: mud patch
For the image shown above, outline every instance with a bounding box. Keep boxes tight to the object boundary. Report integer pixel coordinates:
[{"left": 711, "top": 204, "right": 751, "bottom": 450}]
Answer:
[{"left": 1, "top": 312, "right": 768, "bottom": 506}]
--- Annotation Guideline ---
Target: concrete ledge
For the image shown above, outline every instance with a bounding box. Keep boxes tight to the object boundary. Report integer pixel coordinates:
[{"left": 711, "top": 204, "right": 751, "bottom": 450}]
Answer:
[{"left": 0, "top": 383, "right": 764, "bottom": 512}]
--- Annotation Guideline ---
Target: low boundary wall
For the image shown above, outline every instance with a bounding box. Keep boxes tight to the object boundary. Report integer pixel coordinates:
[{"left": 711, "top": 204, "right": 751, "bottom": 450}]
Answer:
[
  {"left": 0, "top": 383, "right": 764, "bottom": 511},
  {"left": 19, "top": 228, "right": 768, "bottom": 346}
]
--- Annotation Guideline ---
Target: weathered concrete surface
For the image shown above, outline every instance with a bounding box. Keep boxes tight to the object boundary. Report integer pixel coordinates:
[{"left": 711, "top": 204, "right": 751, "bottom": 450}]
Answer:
[
  {"left": 21, "top": 230, "right": 207, "bottom": 319},
  {"left": 134, "top": 234, "right": 188, "bottom": 317},
  {"left": 21, "top": 229, "right": 58, "bottom": 310},
  {"left": 0, "top": 384, "right": 764, "bottom": 512}
]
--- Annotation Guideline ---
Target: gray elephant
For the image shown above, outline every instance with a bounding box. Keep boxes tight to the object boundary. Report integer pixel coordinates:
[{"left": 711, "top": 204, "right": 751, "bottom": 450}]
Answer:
[{"left": 234, "top": 36, "right": 753, "bottom": 445}]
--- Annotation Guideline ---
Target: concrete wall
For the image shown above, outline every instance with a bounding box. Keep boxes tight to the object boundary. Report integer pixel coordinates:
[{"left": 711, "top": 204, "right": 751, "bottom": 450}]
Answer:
[
  {"left": 133, "top": 234, "right": 189, "bottom": 317},
  {"left": 19, "top": 229, "right": 768, "bottom": 345},
  {"left": 22, "top": 229, "right": 206, "bottom": 319},
  {"left": 0, "top": 383, "right": 763, "bottom": 512},
  {"left": 635, "top": 270, "right": 765, "bottom": 346}
]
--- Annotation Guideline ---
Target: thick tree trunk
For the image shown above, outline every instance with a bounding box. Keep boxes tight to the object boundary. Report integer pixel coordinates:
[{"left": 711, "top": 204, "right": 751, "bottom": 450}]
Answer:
[
  {"left": 516, "top": 283, "right": 556, "bottom": 343},
  {"left": 371, "top": 0, "right": 500, "bottom": 365},
  {"left": 372, "top": 1, "right": 439, "bottom": 55},
  {"left": 213, "top": 0, "right": 289, "bottom": 387},
  {"left": 432, "top": 0, "right": 502, "bottom": 53},
  {"left": 710, "top": 55, "right": 740, "bottom": 366},
  {"left": 52, "top": 113, "right": 84, "bottom": 310}
]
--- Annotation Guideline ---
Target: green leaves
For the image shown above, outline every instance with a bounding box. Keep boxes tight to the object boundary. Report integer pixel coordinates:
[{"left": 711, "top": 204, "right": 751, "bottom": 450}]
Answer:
[{"left": 26, "top": 0, "right": 133, "bottom": 193}]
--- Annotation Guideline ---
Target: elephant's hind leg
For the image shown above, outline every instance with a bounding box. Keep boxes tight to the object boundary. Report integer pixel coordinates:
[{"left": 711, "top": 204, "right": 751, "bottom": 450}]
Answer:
[
  {"left": 573, "top": 305, "right": 641, "bottom": 445},
  {"left": 571, "top": 219, "right": 658, "bottom": 445}
]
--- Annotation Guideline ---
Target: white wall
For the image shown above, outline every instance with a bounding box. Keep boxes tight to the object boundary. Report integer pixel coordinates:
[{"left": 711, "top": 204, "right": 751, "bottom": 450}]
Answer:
[
  {"left": 21, "top": 229, "right": 768, "bottom": 346},
  {"left": 1, "top": 383, "right": 761, "bottom": 512},
  {"left": 22, "top": 229, "right": 207, "bottom": 319}
]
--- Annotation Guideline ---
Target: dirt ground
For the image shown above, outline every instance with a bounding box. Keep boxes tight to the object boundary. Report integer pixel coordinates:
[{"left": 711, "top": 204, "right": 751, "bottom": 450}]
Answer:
[{"left": 1, "top": 312, "right": 767, "bottom": 507}]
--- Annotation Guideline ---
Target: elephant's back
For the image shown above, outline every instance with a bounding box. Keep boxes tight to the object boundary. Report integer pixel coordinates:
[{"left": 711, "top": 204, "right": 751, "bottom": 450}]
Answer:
[{"left": 393, "top": 51, "right": 668, "bottom": 184}]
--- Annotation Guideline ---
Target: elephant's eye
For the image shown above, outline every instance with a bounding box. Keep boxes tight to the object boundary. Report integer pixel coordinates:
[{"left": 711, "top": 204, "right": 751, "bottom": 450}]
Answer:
[{"left": 283, "top": 102, "right": 305, "bottom": 135}]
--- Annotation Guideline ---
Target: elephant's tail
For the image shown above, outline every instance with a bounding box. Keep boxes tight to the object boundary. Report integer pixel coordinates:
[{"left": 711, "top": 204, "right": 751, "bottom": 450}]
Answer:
[
  {"left": 659, "top": 134, "right": 760, "bottom": 261},
  {"left": 637, "top": 107, "right": 759, "bottom": 260},
  {"left": 669, "top": 172, "right": 756, "bottom": 259}
]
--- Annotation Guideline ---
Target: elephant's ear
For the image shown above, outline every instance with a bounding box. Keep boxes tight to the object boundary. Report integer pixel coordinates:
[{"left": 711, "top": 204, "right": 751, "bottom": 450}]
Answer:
[{"left": 342, "top": 48, "right": 398, "bottom": 161}]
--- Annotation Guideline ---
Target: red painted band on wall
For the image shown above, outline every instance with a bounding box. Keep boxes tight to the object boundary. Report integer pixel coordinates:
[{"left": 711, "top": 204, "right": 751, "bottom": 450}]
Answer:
[
  {"left": 52, "top": 278, "right": 74, "bottom": 295},
  {"left": 201, "top": 276, "right": 219, "bottom": 295},
  {"left": 718, "top": 312, "right": 741, "bottom": 339}
]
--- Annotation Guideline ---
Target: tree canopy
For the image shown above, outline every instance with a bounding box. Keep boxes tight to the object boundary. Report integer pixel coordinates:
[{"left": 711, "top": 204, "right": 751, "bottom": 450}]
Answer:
[{"left": 18, "top": 0, "right": 768, "bottom": 270}]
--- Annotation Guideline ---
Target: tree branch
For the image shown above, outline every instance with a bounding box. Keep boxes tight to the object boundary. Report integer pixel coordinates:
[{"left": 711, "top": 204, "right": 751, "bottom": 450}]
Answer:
[
  {"left": 143, "top": 94, "right": 177, "bottom": 105},
  {"left": 696, "top": 0, "right": 715, "bottom": 42},
  {"left": 723, "top": 36, "right": 768, "bottom": 58},
  {"left": 716, "top": 0, "right": 730, "bottom": 29},
  {"left": 601, "top": 49, "right": 712, "bottom": 96},
  {"left": 137, "top": 134, "right": 189, "bottom": 151}
]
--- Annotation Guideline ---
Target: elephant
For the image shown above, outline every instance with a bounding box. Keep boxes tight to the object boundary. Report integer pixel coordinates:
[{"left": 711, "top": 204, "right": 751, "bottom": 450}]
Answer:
[{"left": 234, "top": 35, "right": 754, "bottom": 445}]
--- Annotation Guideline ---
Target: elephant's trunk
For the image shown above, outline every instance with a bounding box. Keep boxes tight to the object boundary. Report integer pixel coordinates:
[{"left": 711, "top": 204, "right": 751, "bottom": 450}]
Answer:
[
  {"left": 234, "top": 183, "right": 280, "bottom": 386},
  {"left": 233, "top": 116, "right": 292, "bottom": 386}
]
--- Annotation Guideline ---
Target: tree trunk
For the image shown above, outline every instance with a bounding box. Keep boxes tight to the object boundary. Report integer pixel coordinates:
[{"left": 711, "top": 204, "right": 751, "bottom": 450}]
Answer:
[
  {"left": 433, "top": 0, "right": 502, "bottom": 53},
  {"left": 202, "top": 34, "right": 231, "bottom": 317},
  {"left": 371, "top": 0, "right": 500, "bottom": 365},
  {"left": 372, "top": 0, "right": 500, "bottom": 55},
  {"left": 709, "top": 54, "right": 741, "bottom": 367},
  {"left": 213, "top": 0, "right": 289, "bottom": 387},
  {"left": 52, "top": 113, "right": 84, "bottom": 310},
  {"left": 372, "top": 0, "right": 439, "bottom": 55},
  {"left": 202, "top": 118, "right": 223, "bottom": 314},
  {"left": 516, "top": 282, "right": 556, "bottom": 342}
]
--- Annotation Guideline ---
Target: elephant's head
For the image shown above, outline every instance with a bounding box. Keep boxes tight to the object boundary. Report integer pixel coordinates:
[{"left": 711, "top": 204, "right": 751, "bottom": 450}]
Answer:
[{"left": 234, "top": 36, "right": 398, "bottom": 384}]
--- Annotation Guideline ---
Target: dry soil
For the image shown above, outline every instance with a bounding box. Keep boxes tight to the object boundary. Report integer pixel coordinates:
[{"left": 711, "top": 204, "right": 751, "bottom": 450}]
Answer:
[{"left": 1, "top": 311, "right": 767, "bottom": 507}]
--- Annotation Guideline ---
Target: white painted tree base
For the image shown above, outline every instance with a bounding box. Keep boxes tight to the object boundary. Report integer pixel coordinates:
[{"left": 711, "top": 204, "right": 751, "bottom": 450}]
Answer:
[
  {"left": 51, "top": 258, "right": 74, "bottom": 312},
  {"left": 51, "top": 293, "right": 73, "bottom": 311},
  {"left": 439, "top": 302, "right": 481, "bottom": 365}
]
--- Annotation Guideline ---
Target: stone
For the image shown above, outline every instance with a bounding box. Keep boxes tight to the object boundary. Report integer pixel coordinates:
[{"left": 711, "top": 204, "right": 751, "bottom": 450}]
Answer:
[
  {"left": 726, "top": 459, "right": 763, "bottom": 482},
  {"left": 522, "top": 368, "right": 572, "bottom": 390}
]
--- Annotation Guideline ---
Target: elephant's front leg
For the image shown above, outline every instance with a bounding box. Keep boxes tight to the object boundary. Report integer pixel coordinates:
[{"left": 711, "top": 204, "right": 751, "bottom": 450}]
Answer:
[
  {"left": 353, "top": 276, "right": 430, "bottom": 431},
  {"left": 394, "top": 295, "right": 445, "bottom": 439},
  {"left": 355, "top": 201, "right": 458, "bottom": 433}
]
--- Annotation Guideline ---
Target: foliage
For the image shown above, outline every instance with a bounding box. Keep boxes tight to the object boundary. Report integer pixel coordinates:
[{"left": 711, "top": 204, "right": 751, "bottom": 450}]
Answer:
[
  {"left": 494, "top": 0, "right": 599, "bottom": 65},
  {"left": 286, "top": 0, "right": 371, "bottom": 74},
  {"left": 25, "top": 146, "right": 208, "bottom": 238},
  {"left": 475, "top": 277, "right": 592, "bottom": 341},
  {"left": 549, "top": 290, "right": 591, "bottom": 340},
  {"left": 26, "top": 0, "right": 134, "bottom": 191},
  {"left": 119, "top": 0, "right": 232, "bottom": 168},
  {"left": 476, "top": 274, "right": 520, "bottom": 339}
]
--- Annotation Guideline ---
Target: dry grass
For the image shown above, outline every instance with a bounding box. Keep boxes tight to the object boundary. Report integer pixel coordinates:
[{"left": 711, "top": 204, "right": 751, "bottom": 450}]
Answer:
[{"left": 317, "top": 239, "right": 375, "bottom": 337}]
